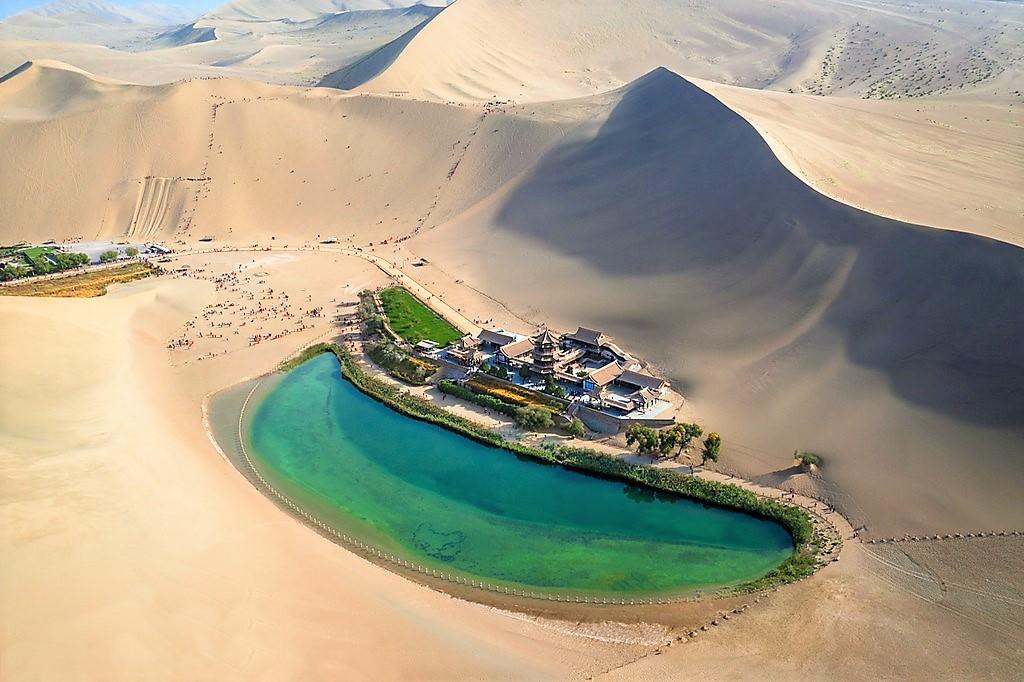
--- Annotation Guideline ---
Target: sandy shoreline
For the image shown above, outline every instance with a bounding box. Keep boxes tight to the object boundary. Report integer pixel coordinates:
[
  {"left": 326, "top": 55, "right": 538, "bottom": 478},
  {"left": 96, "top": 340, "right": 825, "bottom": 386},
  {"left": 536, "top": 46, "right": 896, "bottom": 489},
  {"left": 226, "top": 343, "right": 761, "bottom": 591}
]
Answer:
[{"left": 204, "top": 342, "right": 842, "bottom": 608}]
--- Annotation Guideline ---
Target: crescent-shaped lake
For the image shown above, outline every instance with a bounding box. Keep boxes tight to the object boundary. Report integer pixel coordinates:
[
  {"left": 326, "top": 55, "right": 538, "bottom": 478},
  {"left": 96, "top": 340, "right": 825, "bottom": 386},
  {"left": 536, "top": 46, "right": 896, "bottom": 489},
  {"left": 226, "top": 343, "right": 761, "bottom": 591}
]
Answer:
[{"left": 241, "top": 353, "right": 793, "bottom": 596}]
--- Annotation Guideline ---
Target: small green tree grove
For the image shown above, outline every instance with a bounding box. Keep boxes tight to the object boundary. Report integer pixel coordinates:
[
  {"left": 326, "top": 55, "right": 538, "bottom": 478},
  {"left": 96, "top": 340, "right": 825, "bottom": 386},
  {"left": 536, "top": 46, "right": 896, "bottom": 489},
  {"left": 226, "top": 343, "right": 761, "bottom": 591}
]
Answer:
[
  {"left": 514, "top": 405, "right": 555, "bottom": 430},
  {"left": 625, "top": 423, "right": 660, "bottom": 455},
  {"left": 669, "top": 422, "right": 703, "bottom": 456},
  {"left": 702, "top": 432, "right": 722, "bottom": 466},
  {"left": 542, "top": 375, "right": 566, "bottom": 399},
  {"left": 793, "top": 450, "right": 822, "bottom": 468}
]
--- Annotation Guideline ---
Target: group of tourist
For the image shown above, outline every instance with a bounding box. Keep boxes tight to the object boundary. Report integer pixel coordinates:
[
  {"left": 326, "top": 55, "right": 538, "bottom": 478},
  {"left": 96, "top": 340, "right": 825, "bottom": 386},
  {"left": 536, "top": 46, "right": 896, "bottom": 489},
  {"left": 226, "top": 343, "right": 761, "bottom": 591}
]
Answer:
[{"left": 165, "top": 260, "right": 330, "bottom": 361}]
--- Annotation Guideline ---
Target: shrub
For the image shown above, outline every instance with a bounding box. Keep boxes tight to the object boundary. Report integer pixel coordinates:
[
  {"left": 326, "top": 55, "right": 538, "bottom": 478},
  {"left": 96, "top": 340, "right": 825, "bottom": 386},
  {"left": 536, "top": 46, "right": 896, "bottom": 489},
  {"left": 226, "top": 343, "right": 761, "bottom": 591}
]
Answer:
[
  {"left": 542, "top": 375, "right": 567, "bottom": 399},
  {"left": 794, "top": 450, "right": 822, "bottom": 467},
  {"left": 437, "top": 379, "right": 518, "bottom": 417},
  {"left": 565, "top": 417, "right": 585, "bottom": 438},
  {"left": 365, "top": 339, "right": 436, "bottom": 385},
  {"left": 99, "top": 250, "right": 118, "bottom": 263},
  {"left": 514, "top": 405, "right": 555, "bottom": 430},
  {"left": 125, "top": 246, "right": 139, "bottom": 258}
]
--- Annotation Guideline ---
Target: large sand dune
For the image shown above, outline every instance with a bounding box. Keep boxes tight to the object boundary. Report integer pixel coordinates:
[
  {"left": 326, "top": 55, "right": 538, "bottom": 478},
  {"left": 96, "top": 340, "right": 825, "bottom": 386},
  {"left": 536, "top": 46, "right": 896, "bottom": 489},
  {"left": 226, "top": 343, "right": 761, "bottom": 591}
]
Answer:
[
  {"left": 357, "top": 0, "right": 1024, "bottom": 102},
  {"left": 0, "top": 2, "right": 446, "bottom": 86},
  {"left": 415, "top": 68, "right": 1024, "bottom": 535}
]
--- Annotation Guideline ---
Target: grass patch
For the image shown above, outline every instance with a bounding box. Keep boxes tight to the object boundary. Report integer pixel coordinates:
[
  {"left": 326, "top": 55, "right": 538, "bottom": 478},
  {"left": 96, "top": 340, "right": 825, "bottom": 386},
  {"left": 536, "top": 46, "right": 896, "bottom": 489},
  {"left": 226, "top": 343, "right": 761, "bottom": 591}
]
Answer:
[
  {"left": 284, "top": 344, "right": 820, "bottom": 595},
  {"left": 0, "top": 262, "right": 157, "bottom": 298},
  {"left": 378, "top": 286, "right": 461, "bottom": 347},
  {"left": 19, "top": 246, "right": 55, "bottom": 261}
]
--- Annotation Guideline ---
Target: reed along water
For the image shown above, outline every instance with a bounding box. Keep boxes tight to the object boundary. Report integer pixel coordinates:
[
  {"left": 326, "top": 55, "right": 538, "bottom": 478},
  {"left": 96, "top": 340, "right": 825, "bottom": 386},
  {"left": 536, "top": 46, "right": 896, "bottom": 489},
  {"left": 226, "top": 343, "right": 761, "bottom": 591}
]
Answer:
[{"left": 240, "top": 353, "right": 793, "bottom": 596}]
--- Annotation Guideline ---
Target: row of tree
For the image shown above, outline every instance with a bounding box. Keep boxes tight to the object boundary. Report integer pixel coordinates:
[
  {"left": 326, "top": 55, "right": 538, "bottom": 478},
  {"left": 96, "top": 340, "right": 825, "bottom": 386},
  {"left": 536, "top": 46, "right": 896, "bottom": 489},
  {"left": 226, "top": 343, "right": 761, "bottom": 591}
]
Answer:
[
  {"left": 625, "top": 422, "right": 721, "bottom": 465},
  {"left": 2, "top": 250, "right": 91, "bottom": 281},
  {"left": 1, "top": 246, "right": 141, "bottom": 282}
]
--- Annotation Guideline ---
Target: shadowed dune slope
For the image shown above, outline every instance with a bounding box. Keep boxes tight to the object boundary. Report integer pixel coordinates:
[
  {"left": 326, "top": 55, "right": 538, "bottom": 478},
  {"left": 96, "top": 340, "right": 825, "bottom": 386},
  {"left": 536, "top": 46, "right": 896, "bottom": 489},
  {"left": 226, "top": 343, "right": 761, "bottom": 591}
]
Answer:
[
  {"left": 317, "top": 4, "right": 440, "bottom": 89},
  {"left": 496, "top": 69, "right": 1024, "bottom": 424},
  {"left": 415, "top": 68, "right": 1024, "bottom": 534}
]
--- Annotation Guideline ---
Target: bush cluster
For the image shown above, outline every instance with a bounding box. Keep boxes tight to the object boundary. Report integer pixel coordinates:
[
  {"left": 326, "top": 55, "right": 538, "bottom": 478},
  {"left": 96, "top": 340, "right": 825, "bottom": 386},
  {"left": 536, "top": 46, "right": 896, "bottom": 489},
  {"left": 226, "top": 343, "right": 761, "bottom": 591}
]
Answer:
[
  {"left": 438, "top": 379, "right": 517, "bottom": 417},
  {"left": 365, "top": 339, "right": 435, "bottom": 385}
]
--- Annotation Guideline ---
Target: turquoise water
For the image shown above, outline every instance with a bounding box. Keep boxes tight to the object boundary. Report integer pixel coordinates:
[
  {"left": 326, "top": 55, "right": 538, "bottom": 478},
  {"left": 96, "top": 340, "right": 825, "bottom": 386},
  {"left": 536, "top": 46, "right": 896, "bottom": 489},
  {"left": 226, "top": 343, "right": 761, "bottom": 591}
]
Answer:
[{"left": 244, "top": 353, "right": 793, "bottom": 595}]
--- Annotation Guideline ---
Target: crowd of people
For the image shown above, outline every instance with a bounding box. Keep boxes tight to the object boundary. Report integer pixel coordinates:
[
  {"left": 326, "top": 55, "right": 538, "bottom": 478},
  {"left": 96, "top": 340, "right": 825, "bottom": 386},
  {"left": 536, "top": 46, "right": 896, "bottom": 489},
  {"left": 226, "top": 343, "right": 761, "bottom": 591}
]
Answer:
[{"left": 165, "top": 259, "right": 331, "bottom": 362}]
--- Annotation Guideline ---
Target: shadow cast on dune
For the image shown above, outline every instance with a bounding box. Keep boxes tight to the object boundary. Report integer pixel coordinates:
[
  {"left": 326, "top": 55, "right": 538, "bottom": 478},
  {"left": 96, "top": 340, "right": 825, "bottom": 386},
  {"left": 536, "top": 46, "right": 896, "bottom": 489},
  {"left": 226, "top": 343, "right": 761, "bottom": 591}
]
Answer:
[{"left": 493, "top": 68, "right": 1024, "bottom": 427}]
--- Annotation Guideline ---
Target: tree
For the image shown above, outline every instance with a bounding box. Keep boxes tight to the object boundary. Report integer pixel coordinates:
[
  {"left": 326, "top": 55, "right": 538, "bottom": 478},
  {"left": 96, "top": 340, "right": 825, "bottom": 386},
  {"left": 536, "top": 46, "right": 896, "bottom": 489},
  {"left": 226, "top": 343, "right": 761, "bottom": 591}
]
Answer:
[
  {"left": 542, "top": 375, "right": 566, "bottom": 399},
  {"left": 362, "top": 312, "right": 384, "bottom": 336},
  {"left": 54, "top": 252, "right": 89, "bottom": 270},
  {"left": 1, "top": 263, "right": 25, "bottom": 281},
  {"left": 99, "top": 250, "right": 118, "bottom": 263},
  {"left": 125, "top": 246, "right": 139, "bottom": 258},
  {"left": 793, "top": 450, "right": 822, "bottom": 469},
  {"left": 29, "top": 255, "right": 52, "bottom": 275},
  {"left": 702, "top": 432, "right": 722, "bottom": 466},
  {"left": 565, "top": 417, "right": 585, "bottom": 438},
  {"left": 479, "top": 362, "right": 509, "bottom": 381},
  {"left": 625, "top": 423, "right": 660, "bottom": 456},
  {"left": 669, "top": 422, "right": 703, "bottom": 456},
  {"left": 656, "top": 429, "right": 678, "bottom": 457},
  {"left": 514, "top": 405, "right": 554, "bottom": 431}
]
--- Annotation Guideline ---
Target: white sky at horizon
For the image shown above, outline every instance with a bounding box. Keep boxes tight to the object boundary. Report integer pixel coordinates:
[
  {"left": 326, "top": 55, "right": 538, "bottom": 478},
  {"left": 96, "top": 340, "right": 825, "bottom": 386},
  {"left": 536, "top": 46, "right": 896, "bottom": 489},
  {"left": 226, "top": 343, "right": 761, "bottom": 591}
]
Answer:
[{"left": 0, "top": 0, "right": 222, "bottom": 20}]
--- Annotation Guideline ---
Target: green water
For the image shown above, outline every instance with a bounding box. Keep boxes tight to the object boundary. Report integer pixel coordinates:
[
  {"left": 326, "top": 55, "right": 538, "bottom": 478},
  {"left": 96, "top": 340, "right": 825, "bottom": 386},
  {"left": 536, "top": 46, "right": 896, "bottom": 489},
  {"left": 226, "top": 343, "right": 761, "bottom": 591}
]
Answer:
[{"left": 244, "top": 353, "right": 793, "bottom": 596}]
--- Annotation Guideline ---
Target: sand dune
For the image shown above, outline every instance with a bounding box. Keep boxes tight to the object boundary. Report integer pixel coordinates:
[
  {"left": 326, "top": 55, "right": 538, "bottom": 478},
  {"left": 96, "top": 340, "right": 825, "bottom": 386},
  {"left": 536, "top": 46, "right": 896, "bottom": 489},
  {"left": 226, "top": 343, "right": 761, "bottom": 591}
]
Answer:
[
  {"left": 356, "top": 0, "right": 1024, "bottom": 102},
  {"left": 700, "top": 81, "right": 1024, "bottom": 245},
  {"left": 413, "top": 68, "right": 1024, "bottom": 536},
  {"left": 0, "top": 0, "right": 200, "bottom": 50},
  {"left": 316, "top": 5, "right": 439, "bottom": 89},
  {"left": 0, "top": 3, "right": 444, "bottom": 86},
  {"left": 201, "top": 0, "right": 447, "bottom": 24},
  {"left": 3, "top": 59, "right": 1018, "bottom": 247}
]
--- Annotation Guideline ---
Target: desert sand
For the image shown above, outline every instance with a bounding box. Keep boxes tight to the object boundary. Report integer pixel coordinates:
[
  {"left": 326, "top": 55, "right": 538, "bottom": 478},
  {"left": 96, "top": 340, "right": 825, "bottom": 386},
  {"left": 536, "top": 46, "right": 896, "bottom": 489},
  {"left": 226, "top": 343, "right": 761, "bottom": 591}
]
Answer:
[
  {"left": 3, "top": 248, "right": 1021, "bottom": 680},
  {"left": 0, "top": 253, "right": 658, "bottom": 680},
  {"left": 2, "top": 0, "right": 1023, "bottom": 678}
]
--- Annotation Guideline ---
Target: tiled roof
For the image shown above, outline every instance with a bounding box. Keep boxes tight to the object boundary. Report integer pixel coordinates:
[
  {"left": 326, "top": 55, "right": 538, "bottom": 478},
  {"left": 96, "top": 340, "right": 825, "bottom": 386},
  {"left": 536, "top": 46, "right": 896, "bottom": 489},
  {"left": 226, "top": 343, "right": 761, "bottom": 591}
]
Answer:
[
  {"left": 567, "top": 326, "right": 607, "bottom": 346},
  {"left": 531, "top": 327, "right": 559, "bottom": 347},
  {"left": 478, "top": 329, "right": 516, "bottom": 346},
  {"left": 617, "top": 369, "right": 666, "bottom": 390},
  {"left": 500, "top": 338, "right": 534, "bottom": 358},
  {"left": 587, "top": 361, "right": 622, "bottom": 386}
]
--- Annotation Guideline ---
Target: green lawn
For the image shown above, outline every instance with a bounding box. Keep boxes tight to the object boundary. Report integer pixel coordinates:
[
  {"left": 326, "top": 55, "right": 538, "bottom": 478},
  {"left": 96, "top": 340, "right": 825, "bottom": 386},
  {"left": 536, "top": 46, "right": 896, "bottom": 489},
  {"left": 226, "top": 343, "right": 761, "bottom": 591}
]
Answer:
[
  {"left": 20, "top": 246, "right": 55, "bottom": 260},
  {"left": 378, "top": 286, "right": 462, "bottom": 347}
]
